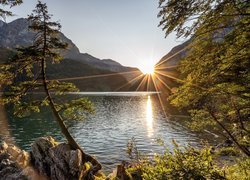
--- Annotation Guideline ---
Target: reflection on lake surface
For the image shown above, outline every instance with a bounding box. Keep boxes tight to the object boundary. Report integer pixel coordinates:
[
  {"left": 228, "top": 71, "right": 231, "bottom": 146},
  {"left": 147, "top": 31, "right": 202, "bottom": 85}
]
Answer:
[
  {"left": 1, "top": 92, "right": 213, "bottom": 171},
  {"left": 146, "top": 96, "right": 153, "bottom": 137}
]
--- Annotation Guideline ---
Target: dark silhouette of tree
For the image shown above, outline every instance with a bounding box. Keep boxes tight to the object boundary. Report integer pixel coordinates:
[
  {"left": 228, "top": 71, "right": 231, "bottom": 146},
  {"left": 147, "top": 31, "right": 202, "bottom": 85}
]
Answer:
[
  {"left": 1, "top": 1, "right": 101, "bottom": 175},
  {"left": 158, "top": 0, "right": 250, "bottom": 156}
]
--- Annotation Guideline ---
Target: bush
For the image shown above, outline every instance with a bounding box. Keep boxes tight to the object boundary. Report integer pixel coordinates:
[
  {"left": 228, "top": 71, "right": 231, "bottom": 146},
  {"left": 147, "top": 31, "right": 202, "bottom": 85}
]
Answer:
[
  {"left": 225, "top": 158, "right": 250, "bottom": 180},
  {"left": 127, "top": 141, "right": 225, "bottom": 180},
  {"left": 217, "top": 147, "right": 240, "bottom": 156}
]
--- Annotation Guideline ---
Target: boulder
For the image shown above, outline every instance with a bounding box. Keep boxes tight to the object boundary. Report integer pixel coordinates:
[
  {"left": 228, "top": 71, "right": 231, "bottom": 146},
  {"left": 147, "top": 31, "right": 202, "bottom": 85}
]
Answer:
[
  {"left": 0, "top": 137, "right": 99, "bottom": 180},
  {"left": 30, "top": 136, "right": 89, "bottom": 180},
  {"left": 0, "top": 142, "right": 35, "bottom": 180}
]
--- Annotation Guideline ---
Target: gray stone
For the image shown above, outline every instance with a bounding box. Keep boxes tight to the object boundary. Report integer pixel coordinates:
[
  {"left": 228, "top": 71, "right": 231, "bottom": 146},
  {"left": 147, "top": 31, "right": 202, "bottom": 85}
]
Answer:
[
  {"left": 0, "top": 137, "right": 100, "bottom": 179},
  {"left": 30, "top": 136, "right": 88, "bottom": 180}
]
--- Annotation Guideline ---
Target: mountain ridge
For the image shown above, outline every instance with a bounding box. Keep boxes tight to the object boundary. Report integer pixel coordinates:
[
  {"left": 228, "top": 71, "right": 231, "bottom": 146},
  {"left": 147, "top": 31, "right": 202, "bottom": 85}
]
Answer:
[
  {"left": 0, "top": 18, "right": 141, "bottom": 91},
  {"left": 156, "top": 40, "right": 190, "bottom": 68},
  {"left": 0, "top": 18, "right": 139, "bottom": 74}
]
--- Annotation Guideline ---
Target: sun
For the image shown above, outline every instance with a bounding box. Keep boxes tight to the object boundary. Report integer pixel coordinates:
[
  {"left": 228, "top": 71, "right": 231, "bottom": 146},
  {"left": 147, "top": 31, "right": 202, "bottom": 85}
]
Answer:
[{"left": 139, "top": 64, "right": 155, "bottom": 75}]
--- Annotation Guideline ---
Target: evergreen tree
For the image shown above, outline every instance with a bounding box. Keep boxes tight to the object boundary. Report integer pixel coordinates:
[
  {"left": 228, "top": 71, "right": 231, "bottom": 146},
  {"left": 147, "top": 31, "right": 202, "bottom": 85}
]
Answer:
[
  {"left": 1, "top": 1, "right": 101, "bottom": 174},
  {"left": 158, "top": 0, "right": 250, "bottom": 156}
]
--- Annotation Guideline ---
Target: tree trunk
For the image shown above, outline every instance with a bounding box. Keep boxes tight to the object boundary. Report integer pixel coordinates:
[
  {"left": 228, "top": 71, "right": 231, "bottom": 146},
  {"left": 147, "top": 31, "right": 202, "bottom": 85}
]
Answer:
[
  {"left": 41, "top": 58, "right": 102, "bottom": 173},
  {"left": 208, "top": 110, "right": 250, "bottom": 156},
  {"left": 40, "top": 21, "right": 101, "bottom": 174},
  {"left": 231, "top": 99, "right": 250, "bottom": 135}
]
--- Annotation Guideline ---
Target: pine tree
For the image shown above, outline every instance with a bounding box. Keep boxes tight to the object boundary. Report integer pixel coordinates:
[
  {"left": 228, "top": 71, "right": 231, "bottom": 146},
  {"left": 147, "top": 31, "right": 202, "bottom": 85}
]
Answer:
[{"left": 1, "top": 1, "right": 101, "bottom": 174}]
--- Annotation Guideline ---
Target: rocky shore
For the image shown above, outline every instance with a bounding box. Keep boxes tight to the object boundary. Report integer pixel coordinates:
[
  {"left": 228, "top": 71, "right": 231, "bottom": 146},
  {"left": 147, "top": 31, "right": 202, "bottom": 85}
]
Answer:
[{"left": 0, "top": 136, "right": 108, "bottom": 180}]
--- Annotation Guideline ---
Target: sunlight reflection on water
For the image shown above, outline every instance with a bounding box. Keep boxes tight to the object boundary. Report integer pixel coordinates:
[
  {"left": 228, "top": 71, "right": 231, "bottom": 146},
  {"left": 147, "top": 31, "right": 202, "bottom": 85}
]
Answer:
[
  {"left": 3, "top": 93, "right": 213, "bottom": 172},
  {"left": 146, "top": 96, "right": 154, "bottom": 137}
]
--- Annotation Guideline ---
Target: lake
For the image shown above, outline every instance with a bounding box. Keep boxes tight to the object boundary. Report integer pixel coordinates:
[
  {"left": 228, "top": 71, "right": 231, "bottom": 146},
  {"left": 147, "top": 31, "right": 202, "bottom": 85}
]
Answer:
[{"left": 1, "top": 92, "right": 218, "bottom": 172}]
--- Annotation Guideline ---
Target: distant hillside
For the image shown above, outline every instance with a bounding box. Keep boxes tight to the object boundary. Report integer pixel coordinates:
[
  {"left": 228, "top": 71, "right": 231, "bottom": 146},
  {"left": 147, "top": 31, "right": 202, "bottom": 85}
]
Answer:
[
  {"left": 151, "top": 40, "right": 191, "bottom": 94},
  {"left": 0, "top": 18, "right": 142, "bottom": 91},
  {"left": 0, "top": 48, "right": 133, "bottom": 91},
  {"left": 46, "top": 59, "right": 132, "bottom": 91},
  {"left": 0, "top": 18, "right": 140, "bottom": 74},
  {"left": 156, "top": 40, "right": 190, "bottom": 68}
]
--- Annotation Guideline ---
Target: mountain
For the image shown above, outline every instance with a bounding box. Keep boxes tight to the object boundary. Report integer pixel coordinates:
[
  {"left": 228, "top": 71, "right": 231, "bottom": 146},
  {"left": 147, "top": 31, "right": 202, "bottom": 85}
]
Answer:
[
  {"left": 66, "top": 52, "right": 138, "bottom": 74},
  {"left": 0, "top": 18, "right": 79, "bottom": 57},
  {"left": 0, "top": 18, "right": 139, "bottom": 73},
  {"left": 147, "top": 40, "right": 191, "bottom": 95},
  {"left": 0, "top": 18, "right": 142, "bottom": 91},
  {"left": 156, "top": 40, "right": 190, "bottom": 68}
]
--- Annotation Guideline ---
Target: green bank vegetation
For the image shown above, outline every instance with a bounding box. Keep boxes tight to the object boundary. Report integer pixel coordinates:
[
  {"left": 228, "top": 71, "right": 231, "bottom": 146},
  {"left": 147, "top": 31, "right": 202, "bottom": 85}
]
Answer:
[{"left": 124, "top": 140, "right": 249, "bottom": 180}]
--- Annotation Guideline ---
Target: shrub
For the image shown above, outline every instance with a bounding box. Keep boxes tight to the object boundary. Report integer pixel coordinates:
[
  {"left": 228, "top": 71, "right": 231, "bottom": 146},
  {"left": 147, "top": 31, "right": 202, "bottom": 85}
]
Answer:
[
  {"left": 225, "top": 158, "right": 250, "bottom": 180},
  {"left": 127, "top": 141, "right": 225, "bottom": 180},
  {"left": 217, "top": 147, "right": 240, "bottom": 157}
]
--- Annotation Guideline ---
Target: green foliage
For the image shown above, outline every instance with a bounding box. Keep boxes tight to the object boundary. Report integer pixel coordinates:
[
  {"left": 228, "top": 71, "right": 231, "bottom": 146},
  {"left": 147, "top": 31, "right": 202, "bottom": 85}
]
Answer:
[
  {"left": 127, "top": 142, "right": 225, "bottom": 180},
  {"left": 217, "top": 147, "right": 240, "bottom": 157},
  {"left": 224, "top": 158, "right": 250, "bottom": 180},
  {"left": 126, "top": 140, "right": 250, "bottom": 179},
  {"left": 59, "top": 98, "right": 94, "bottom": 121},
  {"left": 187, "top": 109, "right": 216, "bottom": 131},
  {"left": 1, "top": 1, "right": 93, "bottom": 122},
  {"left": 158, "top": 0, "right": 250, "bottom": 38},
  {"left": 158, "top": 0, "right": 250, "bottom": 155},
  {"left": 0, "top": 0, "right": 22, "bottom": 20}
]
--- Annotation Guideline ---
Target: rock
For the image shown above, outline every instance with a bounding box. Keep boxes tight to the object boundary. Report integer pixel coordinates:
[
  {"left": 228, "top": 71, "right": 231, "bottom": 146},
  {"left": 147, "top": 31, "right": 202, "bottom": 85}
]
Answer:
[
  {"left": 0, "top": 143, "right": 28, "bottom": 180},
  {"left": 0, "top": 137, "right": 101, "bottom": 180},
  {"left": 0, "top": 142, "right": 8, "bottom": 152},
  {"left": 69, "top": 149, "right": 82, "bottom": 175},
  {"left": 30, "top": 136, "right": 88, "bottom": 180},
  {"left": 0, "top": 166, "right": 27, "bottom": 180},
  {"left": 0, "top": 141, "right": 46, "bottom": 180},
  {"left": 22, "top": 166, "right": 47, "bottom": 180},
  {"left": 7, "top": 145, "right": 22, "bottom": 159},
  {"left": 16, "top": 150, "right": 29, "bottom": 167}
]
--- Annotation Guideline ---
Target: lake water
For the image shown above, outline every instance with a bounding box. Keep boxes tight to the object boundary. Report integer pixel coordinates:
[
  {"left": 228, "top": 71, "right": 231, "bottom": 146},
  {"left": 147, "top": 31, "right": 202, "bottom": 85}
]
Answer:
[{"left": 1, "top": 92, "right": 217, "bottom": 172}]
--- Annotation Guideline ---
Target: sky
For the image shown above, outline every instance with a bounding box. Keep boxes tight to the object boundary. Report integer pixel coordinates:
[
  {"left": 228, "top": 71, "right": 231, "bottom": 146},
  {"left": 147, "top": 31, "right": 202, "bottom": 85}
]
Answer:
[{"left": 5, "top": 0, "right": 184, "bottom": 71}]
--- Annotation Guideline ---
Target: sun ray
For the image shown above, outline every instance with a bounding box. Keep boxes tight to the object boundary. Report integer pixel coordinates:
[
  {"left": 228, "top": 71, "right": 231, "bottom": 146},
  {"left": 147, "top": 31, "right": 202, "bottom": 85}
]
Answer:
[
  {"left": 155, "top": 65, "right": 179, "bottom": 70},
  {"left": 155, "top": 70, "right": 184, "bottom": 83},
  {"left": 136, "top": 75, "right": 149, "bottom": 91},
  {"left": 49, "top": 70, "right": 142, "bottom": 82},
  {"left": 155, "top": 70, "right": 207, "bottom": 90},
  {"left": 155, "top": 45, "right": 189, "bottom": 68},
  {"left": 151, "top": 75, "right": 168, "bottom": 117},
  {"left": 154, "top": 74, "right": 172, "bottom": 92},
  {"left": 147, "top": 74, "right": 153, "bottom": 92},
  {"left": 115, "top": 73, "right": 144, "bottom": 91}
]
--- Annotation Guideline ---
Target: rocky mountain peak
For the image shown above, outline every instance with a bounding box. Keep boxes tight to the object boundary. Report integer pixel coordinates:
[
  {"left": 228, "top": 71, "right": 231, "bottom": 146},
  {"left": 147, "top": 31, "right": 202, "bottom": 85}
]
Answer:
[
  {"left": 0, "top": 18, "right": 140, "bottom": 75},
  {"left": 0, "top": 18, "right": 80, "bottom": 54}
]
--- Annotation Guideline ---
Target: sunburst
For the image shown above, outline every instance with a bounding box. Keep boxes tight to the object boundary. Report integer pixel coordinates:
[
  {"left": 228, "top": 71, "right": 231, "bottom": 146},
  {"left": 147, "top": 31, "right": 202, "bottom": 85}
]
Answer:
[{"left": 46, "top": 46, "right": 194, "bottom": 119}]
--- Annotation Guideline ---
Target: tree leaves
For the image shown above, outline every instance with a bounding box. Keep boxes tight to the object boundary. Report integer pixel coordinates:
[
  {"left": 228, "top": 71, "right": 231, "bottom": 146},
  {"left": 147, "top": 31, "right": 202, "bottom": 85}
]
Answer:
[
  {"left": 1, "top": 1, "right": 94, "bottom": 121},
  {"left": 0, "top": 0, "right": 22, "bottom": 20},
  {"left": 158, "top": 0, "right": 250, "bottom": 155}
]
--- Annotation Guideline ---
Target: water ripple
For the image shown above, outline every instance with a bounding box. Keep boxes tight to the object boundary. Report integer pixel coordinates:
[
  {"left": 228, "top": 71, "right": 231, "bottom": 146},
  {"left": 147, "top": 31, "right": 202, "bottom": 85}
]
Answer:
[{"left": 2, "top": 94, "right": 211, "bottom": 172}]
